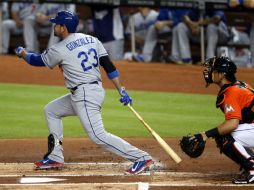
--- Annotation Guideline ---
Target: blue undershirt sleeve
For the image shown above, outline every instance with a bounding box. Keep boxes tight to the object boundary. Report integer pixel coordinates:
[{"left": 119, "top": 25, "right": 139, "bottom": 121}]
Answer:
[{"left": 25, "top": 53, "right": 45, "bottom": 67}]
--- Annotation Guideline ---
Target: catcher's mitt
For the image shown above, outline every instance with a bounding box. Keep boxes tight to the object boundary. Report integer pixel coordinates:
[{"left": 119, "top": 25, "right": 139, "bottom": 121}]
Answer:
[{"left": 180, "top": 134, "right": 206, "bottom": 158}]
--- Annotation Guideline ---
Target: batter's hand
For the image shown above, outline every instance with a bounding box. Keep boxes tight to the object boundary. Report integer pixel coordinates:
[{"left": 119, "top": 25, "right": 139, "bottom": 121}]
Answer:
[
  {"left": 15, "top": 46, "right": 25, "bottom": 58},
  {"left": 119, "top": 87, "right": 132, "bottom": 106}
]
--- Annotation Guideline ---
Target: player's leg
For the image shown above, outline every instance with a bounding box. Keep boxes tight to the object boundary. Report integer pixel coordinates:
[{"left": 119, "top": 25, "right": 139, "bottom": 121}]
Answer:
[
  {"left": 35, "top": 94, "right": 76, "bottom": 169},
  {"left": 47, "top": 25, "right": 60, "bottom": 48},
  {"left": 229, "top": 123, "right": 254, "bottom": 183},
  {"left": 176, "top": 22, "right": 193, "bottom": 64},
  {"left": 169, "top": 25, "right": 182, "bottom": 63},
  {"left": 73, "top": 84, "right": 152, "bottom": 173},
  {"left": 142, "top": 25, "right": 158, "bottom": 62},
  {"left": 206, "top": 22, "right": 229, "bottom": 59},
  {"left": 103, "top": 40, "right": 124, "bottom": 60},
  {"left": 206, "top": 23, "right": 219, "bottom": 59},
  {"left": 23, "top": 16, "right": 39, "bottom": 52},
  {"left": 206, "top": 21, "right": 229, "bottom": 59},
  {"left": 2, "top": 19, "right": 19, "bottom": 53},
  {"left": 250, "top": 21, "right": 254, "bottom": 66}
]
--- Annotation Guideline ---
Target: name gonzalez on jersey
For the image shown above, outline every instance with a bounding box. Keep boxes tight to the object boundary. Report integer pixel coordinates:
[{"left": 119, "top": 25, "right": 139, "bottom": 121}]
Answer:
[{"left": 66, "top": 36, "right": 95, "bottom": 51}]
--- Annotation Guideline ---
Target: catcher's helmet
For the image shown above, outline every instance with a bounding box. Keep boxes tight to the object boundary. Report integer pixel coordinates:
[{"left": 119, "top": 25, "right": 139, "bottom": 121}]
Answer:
[
  {"left": 203, "top": 56, "right": 237, "bottom": 87},
  {"left": 50, "top": 10, "right": 79, "bottom": 33}
]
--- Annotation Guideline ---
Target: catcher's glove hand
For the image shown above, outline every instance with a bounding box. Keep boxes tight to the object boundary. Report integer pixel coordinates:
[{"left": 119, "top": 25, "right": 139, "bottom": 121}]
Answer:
[{"left": 180, "top": 133, "right": 206, "bottom": 158}]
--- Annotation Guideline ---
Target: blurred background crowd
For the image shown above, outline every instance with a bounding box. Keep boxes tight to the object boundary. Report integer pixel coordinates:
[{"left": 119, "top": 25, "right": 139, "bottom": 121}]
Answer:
[{"left": 0, "top": 0, "right": 253, "bottom": 67}]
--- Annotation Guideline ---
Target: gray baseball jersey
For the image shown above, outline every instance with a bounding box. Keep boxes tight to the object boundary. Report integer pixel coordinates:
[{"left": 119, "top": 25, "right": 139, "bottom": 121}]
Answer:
[
  {"left": 41, "top": 33, "right": 151, "bottom": 163},
  {"left": 41, "top": 33, "right": 107, "bottom": 89}
]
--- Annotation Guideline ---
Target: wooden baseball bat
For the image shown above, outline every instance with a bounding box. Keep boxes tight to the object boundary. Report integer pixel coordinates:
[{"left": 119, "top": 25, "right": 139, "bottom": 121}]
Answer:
[{"left": 127, "top": 104, "right": 182, "bottom": 164}]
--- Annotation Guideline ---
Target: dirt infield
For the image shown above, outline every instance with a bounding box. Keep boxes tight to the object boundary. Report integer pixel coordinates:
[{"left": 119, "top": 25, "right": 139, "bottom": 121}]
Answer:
[{"left": 1, "top": 55, "right": 254, "bottom": 189}]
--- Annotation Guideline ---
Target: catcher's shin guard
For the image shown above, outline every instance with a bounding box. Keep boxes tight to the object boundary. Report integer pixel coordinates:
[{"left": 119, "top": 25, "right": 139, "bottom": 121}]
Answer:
[
  {"left": 43, "top": 134, "right": 62, "bottom": 159},
  {"left": 215, "top": 135, "right": 254, "bottom": 171}
]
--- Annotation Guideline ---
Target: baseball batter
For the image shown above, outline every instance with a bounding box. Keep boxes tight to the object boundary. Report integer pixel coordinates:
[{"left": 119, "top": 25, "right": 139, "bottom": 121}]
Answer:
[{"left": 15, "top": 10, "right": 152, "bottom": 174}]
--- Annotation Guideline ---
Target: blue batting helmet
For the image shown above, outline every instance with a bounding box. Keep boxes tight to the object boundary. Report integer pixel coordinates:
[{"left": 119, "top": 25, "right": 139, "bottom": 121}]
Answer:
[{"left": 50, "top": 10, "right": 79, "bottom": 33}]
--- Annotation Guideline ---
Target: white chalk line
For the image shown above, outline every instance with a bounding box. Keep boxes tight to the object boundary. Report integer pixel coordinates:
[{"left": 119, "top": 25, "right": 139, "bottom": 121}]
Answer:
[
  {"left": 2, "top": 162, "right": 254, "bottom": 187},
  {"left": 0, "top": 171, "right": 232, "bottom": 177},
  {"left": 0, "top": 161, "right": 166, "bottom": 166},
  {"left": 0, "top": 173, "right": 151, "bottom": 177},
  {"left": 1, "top": 182, "right": 254, "bottom": 187},
  {"left": 1, "top": 162, "right": 132, "bottom": 165}
]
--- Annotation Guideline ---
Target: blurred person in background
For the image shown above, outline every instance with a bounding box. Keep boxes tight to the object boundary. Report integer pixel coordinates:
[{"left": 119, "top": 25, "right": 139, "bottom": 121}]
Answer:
[
  {"left": 1, "top": 2, "right": 39, "bottom": 54},
  {"left": 124, "top": 7, "right": 158, "bottom": 62},
  {"left": 91, "top": 6, "right": 124, "bottom": 60},
  {"left": 24, "top": 3, "right": 75, "bottom": 53},
  {"left": 0, "top": 2, "right": 9, "bottom": 21},
  {"left": 173, "top": 9, "right": 229, "bottom": 64},
  {"left": 155, "top": 8, "right": 189, "bottom": 64},
  {"left": 132, "top": 8, "right": 189, "bottom": 63},
  {"left": 229, "top": 0, "right": 254, "bottom": 66}
]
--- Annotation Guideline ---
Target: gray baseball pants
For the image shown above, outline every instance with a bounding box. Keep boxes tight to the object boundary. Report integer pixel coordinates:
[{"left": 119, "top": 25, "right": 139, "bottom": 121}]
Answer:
[
  {"left": 23, "top": 17, "right": 59, "bottom": 52},
  {"left": 103, "top": 39, "right": 124, "bottom": 60},
  {"left": 1, "top": 19, "right": 23, "bottom": 53},
  {"left": 44, "top": 83, "right": 152, "bottom": 163}
]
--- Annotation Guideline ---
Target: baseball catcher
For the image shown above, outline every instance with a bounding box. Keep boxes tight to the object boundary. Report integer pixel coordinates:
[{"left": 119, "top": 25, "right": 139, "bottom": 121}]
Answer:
[{"left": 180, "top": 56, "right": 254, "bottom": 184}]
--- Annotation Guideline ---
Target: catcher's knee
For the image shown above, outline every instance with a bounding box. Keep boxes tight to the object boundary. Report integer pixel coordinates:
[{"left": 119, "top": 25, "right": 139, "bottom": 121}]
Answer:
[
  {"left": 215, "top": 135, "right": 241, "bottom": 163},
  {"left": 215, "top": 135, "right": 254, "bottom": 170},
  {"left": 43, "top": 133, "right": 62, "bottom": 159}
]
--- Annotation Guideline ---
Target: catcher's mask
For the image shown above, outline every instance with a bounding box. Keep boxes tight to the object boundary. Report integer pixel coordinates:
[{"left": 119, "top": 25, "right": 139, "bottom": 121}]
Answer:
[{"left": 202, "top": 56, "right": 237, "bottom": 87}]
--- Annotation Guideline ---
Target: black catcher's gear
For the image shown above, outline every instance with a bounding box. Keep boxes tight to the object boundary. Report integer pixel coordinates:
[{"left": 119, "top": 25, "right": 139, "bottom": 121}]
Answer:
[
  {"left": 203, "top": 56, "right": 237, "bottom": 87},
  {"left": 180, "top": 134, "right": 206, "bottom": 158}
]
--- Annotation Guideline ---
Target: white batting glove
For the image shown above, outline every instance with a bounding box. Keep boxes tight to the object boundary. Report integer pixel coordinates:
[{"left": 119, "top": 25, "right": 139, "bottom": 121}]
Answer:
[{"left": 15, "top": 46, "right": 25, "bottom": 58}]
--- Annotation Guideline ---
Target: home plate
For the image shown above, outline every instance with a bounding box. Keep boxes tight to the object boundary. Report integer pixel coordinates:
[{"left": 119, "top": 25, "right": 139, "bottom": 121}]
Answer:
[{"left": 19, "top": 177, "right": 66, "bottom": 184}]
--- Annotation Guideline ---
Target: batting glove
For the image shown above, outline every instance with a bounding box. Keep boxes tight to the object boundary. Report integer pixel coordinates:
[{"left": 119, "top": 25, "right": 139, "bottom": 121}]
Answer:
[
  {"left": 15, "top": 46, "right": 25, "bottom": 58},
  {"left": 119, "top": 87, "right": 132, "bottom": 106}
]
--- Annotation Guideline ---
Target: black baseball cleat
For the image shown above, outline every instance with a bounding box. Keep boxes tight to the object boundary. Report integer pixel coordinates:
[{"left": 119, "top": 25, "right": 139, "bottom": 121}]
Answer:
[{"left": 232, "top": 172, "right": 254, "bottom": 184}]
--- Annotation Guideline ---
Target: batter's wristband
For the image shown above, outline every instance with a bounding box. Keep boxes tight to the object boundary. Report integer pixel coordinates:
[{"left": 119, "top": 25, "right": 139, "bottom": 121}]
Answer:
[
  {"left": 205, "top": 128, "right": 219, "bottom": 138},
  {"left": 107, "top": 70, "right": 119, "bottom": 79}
]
